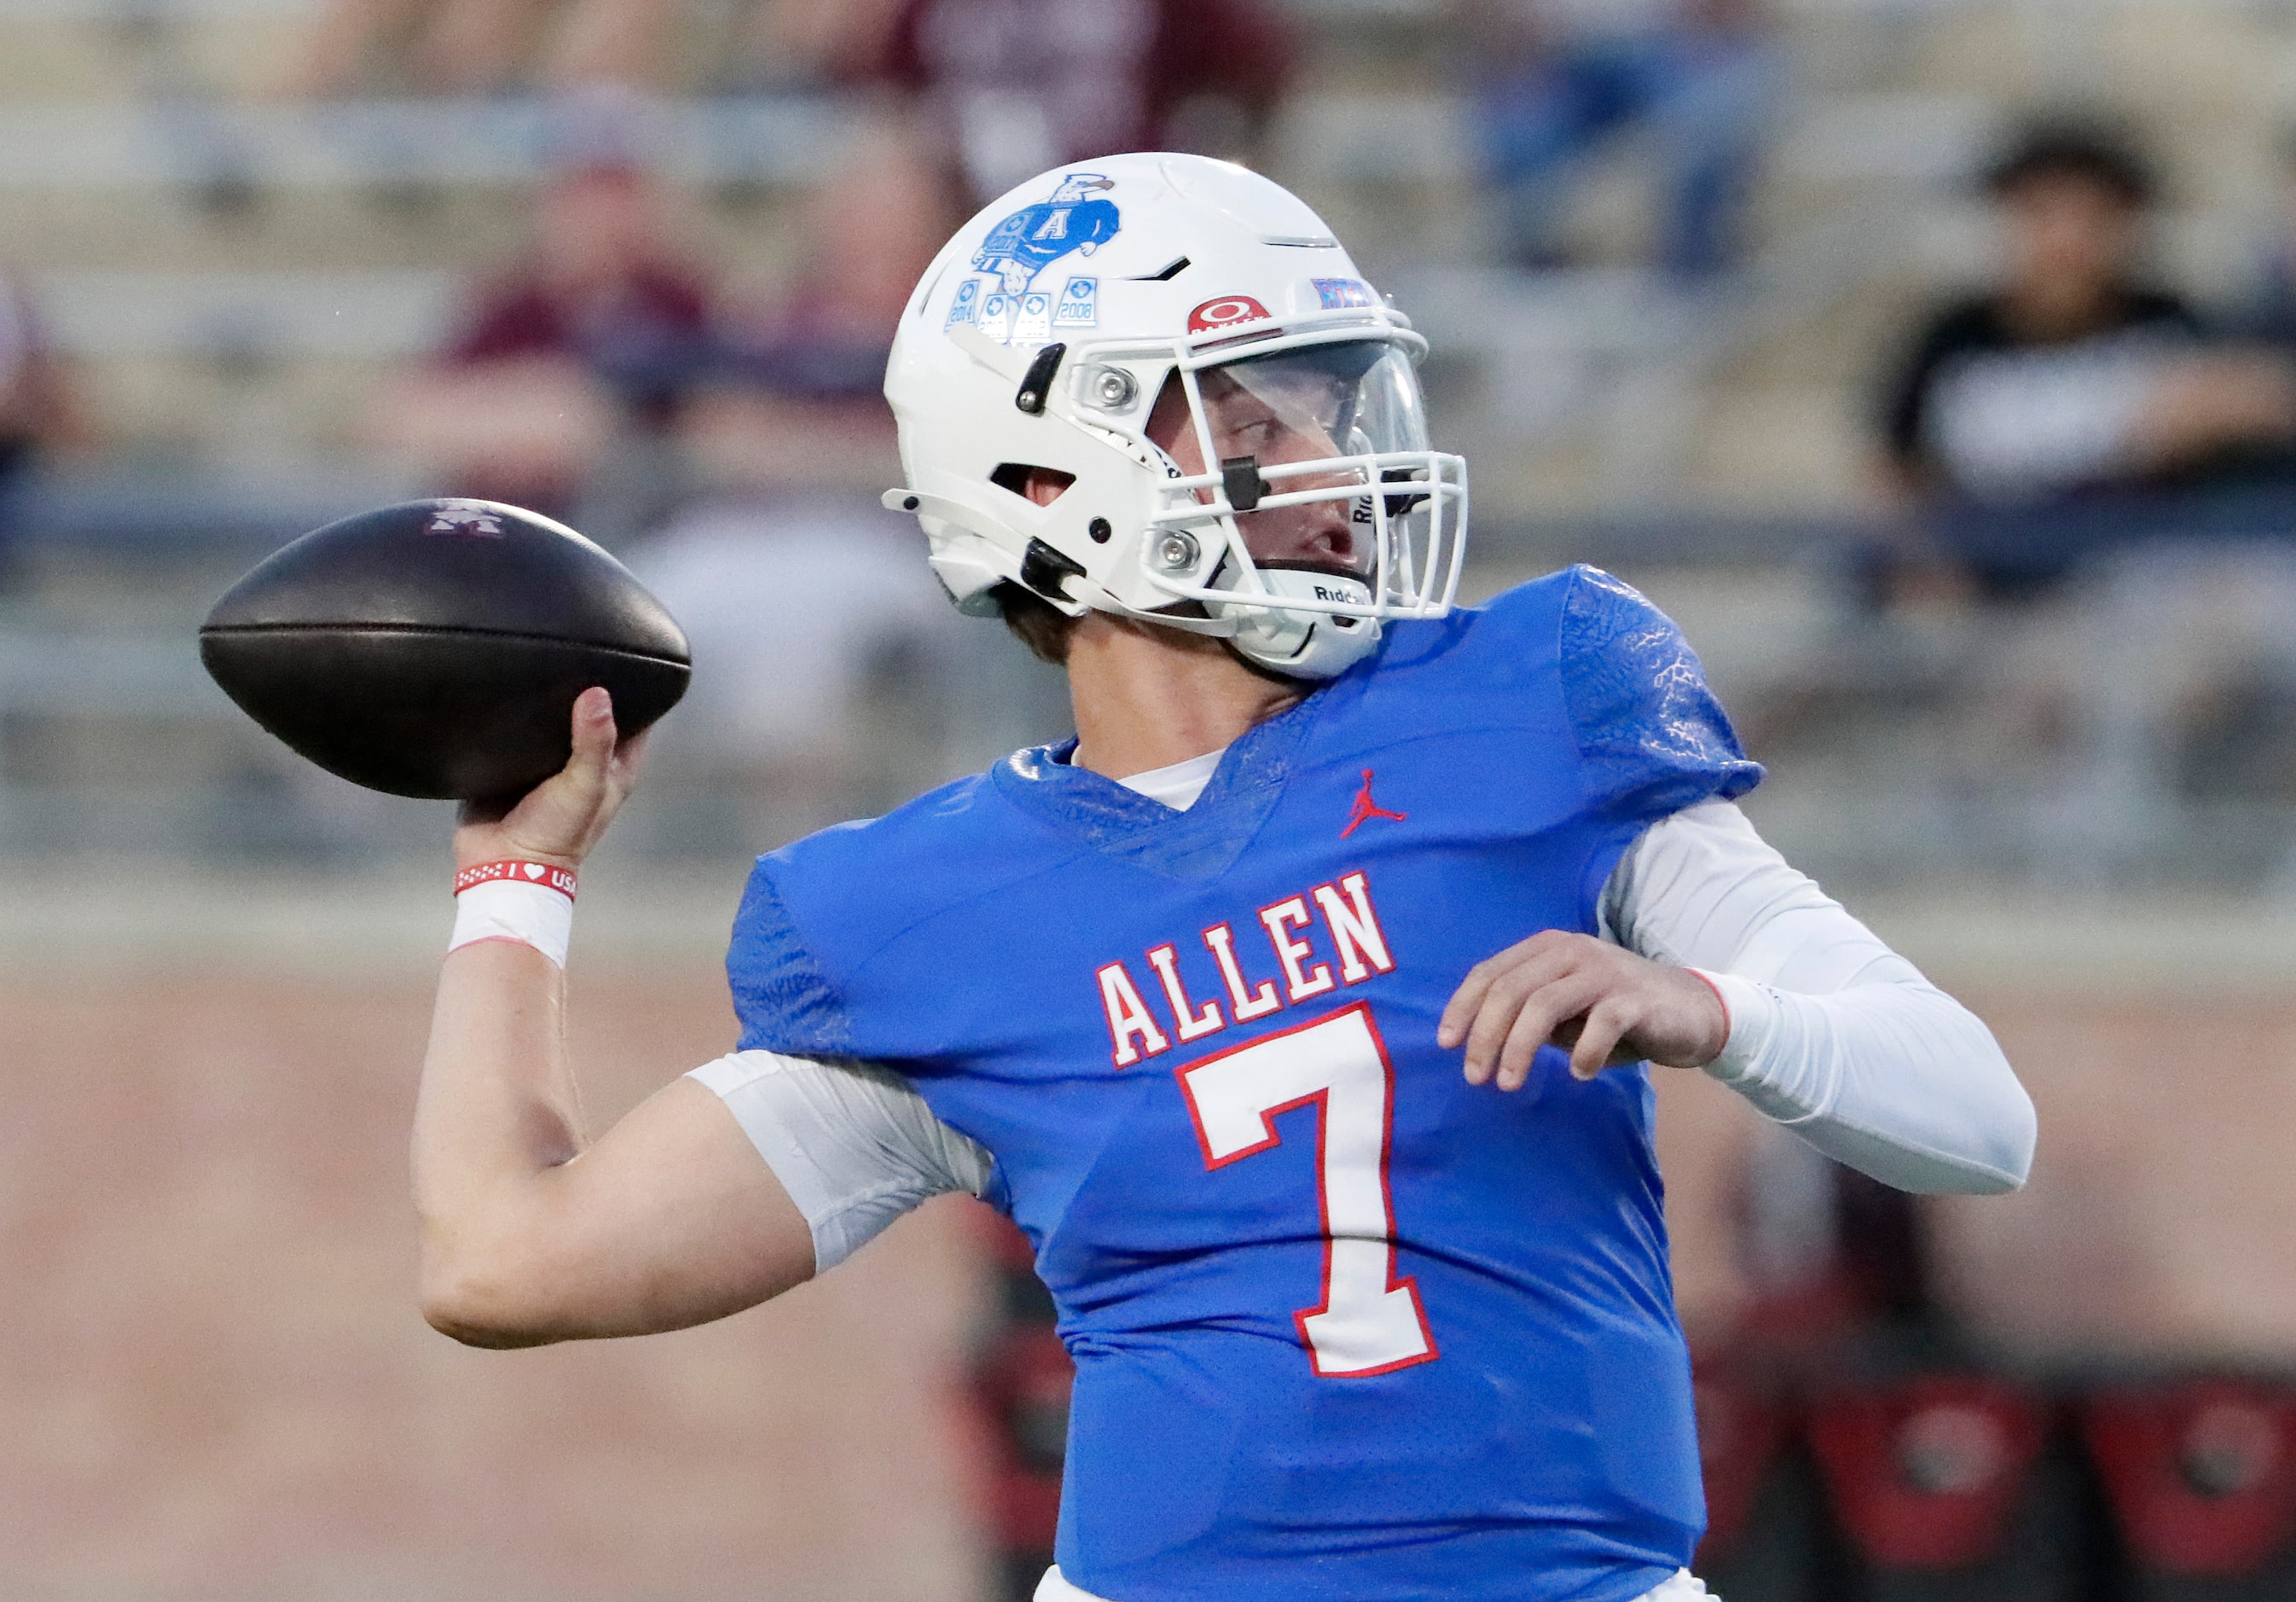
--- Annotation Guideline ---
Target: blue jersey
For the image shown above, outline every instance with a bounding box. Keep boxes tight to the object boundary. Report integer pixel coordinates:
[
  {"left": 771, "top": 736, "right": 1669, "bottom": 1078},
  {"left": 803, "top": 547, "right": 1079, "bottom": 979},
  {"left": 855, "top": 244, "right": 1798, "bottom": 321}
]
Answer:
[{"left": 726, "top": 568, "right": 1762, "bottom": 1602}]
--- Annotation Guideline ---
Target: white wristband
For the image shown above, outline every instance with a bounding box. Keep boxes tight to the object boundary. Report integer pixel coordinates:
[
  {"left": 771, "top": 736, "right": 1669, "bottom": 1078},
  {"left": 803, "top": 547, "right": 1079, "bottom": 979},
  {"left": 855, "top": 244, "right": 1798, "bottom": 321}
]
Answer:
[{"left": 448, "top": 862, "right": 576, "bottom": 968}]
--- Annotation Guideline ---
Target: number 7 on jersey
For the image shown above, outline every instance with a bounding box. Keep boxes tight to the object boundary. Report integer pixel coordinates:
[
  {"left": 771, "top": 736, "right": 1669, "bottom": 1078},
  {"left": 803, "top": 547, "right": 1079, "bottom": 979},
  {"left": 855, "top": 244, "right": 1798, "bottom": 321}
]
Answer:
[{"left": 1177, "top": 1002, "right": 1438, "bottom": 1377}]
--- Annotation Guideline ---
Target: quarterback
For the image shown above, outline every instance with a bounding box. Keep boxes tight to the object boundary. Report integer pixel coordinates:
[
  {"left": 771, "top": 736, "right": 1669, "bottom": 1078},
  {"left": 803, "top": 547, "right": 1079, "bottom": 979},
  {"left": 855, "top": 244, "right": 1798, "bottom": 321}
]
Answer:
[{"left": 415, "top": 156, "right": 2036, "bottom": 1602}]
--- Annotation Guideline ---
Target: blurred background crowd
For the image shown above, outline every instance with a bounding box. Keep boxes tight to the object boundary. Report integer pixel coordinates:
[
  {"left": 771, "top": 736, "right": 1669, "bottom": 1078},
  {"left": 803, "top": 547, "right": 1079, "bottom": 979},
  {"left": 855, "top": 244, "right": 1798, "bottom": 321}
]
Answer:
[
  {"left": 6, "top": 2, "right": 2296, "bottom": 1600},
  {"left": 20, "top": 0, "right": 2296, "bottom": 885}
]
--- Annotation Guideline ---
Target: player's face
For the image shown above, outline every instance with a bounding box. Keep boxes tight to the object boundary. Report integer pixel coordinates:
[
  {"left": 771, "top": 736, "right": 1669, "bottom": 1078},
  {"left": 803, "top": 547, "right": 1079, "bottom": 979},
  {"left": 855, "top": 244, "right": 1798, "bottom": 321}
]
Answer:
[
  {"left": 2000, "top": 171, "right": 2141, "bottom": 313},
  {"left": 1145, "top": 354, "right": 1367, "bottom": 576}
]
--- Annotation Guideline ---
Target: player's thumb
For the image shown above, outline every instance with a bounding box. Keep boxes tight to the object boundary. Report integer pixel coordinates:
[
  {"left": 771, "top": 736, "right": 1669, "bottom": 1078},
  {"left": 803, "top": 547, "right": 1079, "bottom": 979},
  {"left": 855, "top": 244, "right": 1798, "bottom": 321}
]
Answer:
[{"left": 567, "top": 688, "right": 617, "bottom": 791}]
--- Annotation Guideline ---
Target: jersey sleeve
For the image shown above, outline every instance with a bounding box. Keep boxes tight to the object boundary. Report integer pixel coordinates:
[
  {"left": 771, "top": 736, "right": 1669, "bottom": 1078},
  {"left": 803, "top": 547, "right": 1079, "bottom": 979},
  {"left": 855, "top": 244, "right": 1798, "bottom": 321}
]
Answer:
[
  {"left": 1559, "top": 565, "right": 1763, "bottom": 827},
  {"left": 688, "top": 1050, "right": 994, "bottom": 1272},
  {"left": 725, "top": 859, "right": 856, "bottom": 1058}
]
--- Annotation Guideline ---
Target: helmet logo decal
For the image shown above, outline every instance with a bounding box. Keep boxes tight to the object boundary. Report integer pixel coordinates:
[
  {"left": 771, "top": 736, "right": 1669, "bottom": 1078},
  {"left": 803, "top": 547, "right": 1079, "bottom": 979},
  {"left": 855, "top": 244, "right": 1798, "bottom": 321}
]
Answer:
[
  {"left": 943, "top": 277, "right": 980, "bottom": 331},
  {"left": 1052, "top": 276, "right": 1099, "bottom": 328},
  {"left": 1013, "top": 289, "right": 1054, "bottom": 345},
  {"left": 1313, "top": 277, "right": 1376, "bottom": 310},
  {"left": 1188, "top": 295, "right": 1272, "bottom": 334},
  {"left": 969, "top": 172, "right": 1121, "bottom": 299}
]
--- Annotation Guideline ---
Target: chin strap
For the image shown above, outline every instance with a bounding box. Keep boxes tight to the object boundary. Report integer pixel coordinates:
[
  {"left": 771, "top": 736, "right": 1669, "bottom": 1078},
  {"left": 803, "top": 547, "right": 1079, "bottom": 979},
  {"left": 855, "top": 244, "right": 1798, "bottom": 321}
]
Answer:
[{"left": 1209, "top": 565, "right": 1383, "bottom": 682}]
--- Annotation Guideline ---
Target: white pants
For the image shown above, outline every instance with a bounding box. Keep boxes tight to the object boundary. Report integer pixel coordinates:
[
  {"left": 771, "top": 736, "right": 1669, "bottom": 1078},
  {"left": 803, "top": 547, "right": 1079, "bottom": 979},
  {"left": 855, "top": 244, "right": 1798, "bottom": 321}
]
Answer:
[{"left": 1035, "top": 1565, "right": 1716, "bottom": 1601}]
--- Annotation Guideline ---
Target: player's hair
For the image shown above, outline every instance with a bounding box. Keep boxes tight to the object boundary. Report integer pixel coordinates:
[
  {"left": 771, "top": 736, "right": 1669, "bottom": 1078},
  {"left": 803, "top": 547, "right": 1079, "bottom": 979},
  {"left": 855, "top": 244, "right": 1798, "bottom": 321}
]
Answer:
[
  {"left": 992, "top": 582, "right": 1081, "bottom": 665},
  {"left": 1983, "top": 114, "right": 2159, "bottom": 207}
]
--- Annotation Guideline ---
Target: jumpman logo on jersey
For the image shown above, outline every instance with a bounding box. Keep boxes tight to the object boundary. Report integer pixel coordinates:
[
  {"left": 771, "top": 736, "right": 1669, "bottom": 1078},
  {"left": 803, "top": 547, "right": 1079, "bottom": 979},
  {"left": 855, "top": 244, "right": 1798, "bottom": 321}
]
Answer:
[{"left": 1340, "top": 769, "right": 1408, "bottom": 838}]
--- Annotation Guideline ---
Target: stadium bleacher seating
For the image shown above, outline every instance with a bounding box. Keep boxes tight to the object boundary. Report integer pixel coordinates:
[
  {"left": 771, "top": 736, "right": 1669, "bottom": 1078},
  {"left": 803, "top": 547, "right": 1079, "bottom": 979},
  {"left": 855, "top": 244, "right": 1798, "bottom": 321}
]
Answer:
[{"left": 14, "top": 0, "right": 2296, "bottom": 885}]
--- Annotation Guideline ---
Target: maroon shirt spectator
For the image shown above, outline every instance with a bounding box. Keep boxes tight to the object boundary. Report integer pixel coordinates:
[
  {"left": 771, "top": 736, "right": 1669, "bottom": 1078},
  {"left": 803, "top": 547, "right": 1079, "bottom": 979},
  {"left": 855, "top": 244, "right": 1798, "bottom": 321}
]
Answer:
[
  {"left": 861, "top": 0, "right": 1295, "bottom": 205},
  {"left": 445, "top": 165, "right": 716, "bottom": 427},
  {"left": 0, "top": 276, "right": 78, "bottom": 585},
  {"left": 374, "top": 164, "right": 718, "bottom": 516}
]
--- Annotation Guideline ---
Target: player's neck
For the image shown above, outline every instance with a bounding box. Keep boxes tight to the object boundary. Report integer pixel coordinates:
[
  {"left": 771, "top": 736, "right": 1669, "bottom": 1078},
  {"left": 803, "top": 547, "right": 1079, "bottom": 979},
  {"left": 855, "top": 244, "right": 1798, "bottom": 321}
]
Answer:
[{"left": 1065, "top": 613, "right": 1300, "bottom": 781}]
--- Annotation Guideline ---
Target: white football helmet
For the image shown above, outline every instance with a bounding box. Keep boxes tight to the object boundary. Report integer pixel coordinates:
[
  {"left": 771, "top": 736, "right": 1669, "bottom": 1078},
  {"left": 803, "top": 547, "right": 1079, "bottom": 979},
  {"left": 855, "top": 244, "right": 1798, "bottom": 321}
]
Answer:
[{"left": 881, "top": 153, "right": 1468, "bottom": 680}]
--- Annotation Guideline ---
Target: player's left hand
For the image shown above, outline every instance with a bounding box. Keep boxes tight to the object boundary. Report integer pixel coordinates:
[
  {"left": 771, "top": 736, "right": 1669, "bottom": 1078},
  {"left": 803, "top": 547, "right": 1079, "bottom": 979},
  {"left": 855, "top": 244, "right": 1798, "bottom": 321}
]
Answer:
[{"left": 1436, "top": 931, "right": 1729, "bottom": 1091}]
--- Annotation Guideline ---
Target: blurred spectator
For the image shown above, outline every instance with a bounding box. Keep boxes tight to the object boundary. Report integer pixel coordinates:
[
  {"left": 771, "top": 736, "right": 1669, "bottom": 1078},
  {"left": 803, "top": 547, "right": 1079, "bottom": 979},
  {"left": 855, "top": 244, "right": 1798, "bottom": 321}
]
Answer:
[
  {"left": 733, "top": 0, "right": 913, "bottom": 87},
  {"left": 627, "top": 386, "right": 977, "bottom": 839},
  {"left": 628, "top": 485, "right": 963, "bottom": 823},
  {"left": 370, "top": 160, "right": 716, "bottom": 519},
  {"left": 1874, "top": 118, "right": 2296, "bottom": 596},
  {"left": 0, "top": 276, "right": 78, "bottom": 587},
  {"left": 669, "top": 116, "right": 948, "bottom": 497},
  {"left": 714, "top": 117, "right": 957, "bottom": 404},
  {"left": 620, "top": 113, "right": 984, "bottom": 835},
  {"left": 284, "top": 0, "right": 683, "bottom": 95},
  {"left": 2229, "top": 128, "right": 2296, "bottom": 351},
  {"left": 1469, "top": 0, "right": 1782, "bottom": 279},
  {"left": 855, "top": 0, "right": 1295, "bottom": 209}
]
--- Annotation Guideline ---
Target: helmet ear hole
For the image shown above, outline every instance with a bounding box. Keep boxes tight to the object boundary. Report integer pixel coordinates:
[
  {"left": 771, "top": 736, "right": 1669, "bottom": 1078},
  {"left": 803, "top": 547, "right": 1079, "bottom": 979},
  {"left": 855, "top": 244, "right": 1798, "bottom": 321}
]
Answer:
[{"left": 989, "top": 463, "right": 1076, "bottom": 506}]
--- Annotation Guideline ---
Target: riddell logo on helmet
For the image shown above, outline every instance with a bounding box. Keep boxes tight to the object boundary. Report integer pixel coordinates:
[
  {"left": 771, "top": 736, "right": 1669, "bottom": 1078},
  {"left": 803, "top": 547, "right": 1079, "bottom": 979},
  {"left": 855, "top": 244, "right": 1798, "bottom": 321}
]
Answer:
[{"left": 1188, "top": 296, "right": 1273, "bottom": 334}]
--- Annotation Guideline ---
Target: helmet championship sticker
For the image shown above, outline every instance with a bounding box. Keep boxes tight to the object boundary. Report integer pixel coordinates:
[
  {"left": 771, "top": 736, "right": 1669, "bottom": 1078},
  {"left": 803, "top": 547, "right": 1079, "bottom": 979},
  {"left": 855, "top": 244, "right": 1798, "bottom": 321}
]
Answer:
[
  {"left": 950, "top": 173, "right": 1119, "bottom": 345},
  {"left": 1054, "top": 276, "right": 1099, "bottom": 328}
]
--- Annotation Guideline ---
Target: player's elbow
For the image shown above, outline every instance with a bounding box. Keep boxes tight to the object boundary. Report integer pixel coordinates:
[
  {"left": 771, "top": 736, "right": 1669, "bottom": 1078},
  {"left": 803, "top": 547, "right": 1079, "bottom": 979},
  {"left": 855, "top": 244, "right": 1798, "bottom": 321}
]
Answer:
[
  {"left": 1899, "top": 1056, "right": 2038, "bottom": 1198},
  {"left": 420, "top": 1280, "right": 554, "bottom": 1349},
  {"left": 1963, "top": 1069, "right": 2038, "bottom": 1195},
  {"left": 418, "top": 1230, "right": 571, "bottom": 1349},
  {"left": 1894, "top": 1003, "right": 2038, "bottom": 1196},
  {"left": 1939, "top": 1020, "right": 2038, "bottom": 1194}
]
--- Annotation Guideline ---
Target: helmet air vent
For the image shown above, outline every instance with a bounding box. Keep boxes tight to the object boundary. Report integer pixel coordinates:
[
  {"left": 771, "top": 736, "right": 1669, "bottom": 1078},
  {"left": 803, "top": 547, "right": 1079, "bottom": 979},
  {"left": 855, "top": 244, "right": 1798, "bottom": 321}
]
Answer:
[
  {"left": 1132, "top": 257, "right": 1191, "bottom": 282},
  {"left": 989, "top": 463, "right": 1075, "bottom": 502}
]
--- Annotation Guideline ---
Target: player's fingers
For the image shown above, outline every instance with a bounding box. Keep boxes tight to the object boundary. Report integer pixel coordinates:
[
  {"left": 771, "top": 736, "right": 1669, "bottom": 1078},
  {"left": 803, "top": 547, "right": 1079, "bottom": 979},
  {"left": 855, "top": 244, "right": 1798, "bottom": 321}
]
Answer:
[
  {"left": 1437, "top": 940, "right": 1537, "bottom": 1047},
  {"left": 1489, "top": 972, "right": 1603, "bottom": 1092},
  {"left": 607, "top": 725, "right": 653, "bottom": 793},
  {"left": 1441, "top": 932, "right": 1588, "bottom": 1055},
  {"left": 1568, "top": 995, "right": 1637, "bottom": 1081},
  {"left": 1439, "top": 932, "right": 1592, "bottom": 1047},
  {"left": 1457, "top": 949, "right": 1585, "bottom": 1081}
]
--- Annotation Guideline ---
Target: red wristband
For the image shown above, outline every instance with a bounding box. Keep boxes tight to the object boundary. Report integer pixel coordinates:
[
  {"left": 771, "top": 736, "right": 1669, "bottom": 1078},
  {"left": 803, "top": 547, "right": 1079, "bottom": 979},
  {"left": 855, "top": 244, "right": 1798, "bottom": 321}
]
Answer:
[
  {"left": 454, "top": 859, "right": 577, "bottom": 900},
  {"left": 1686, "top": 968, "right": 1731, "bottom": 1036}
]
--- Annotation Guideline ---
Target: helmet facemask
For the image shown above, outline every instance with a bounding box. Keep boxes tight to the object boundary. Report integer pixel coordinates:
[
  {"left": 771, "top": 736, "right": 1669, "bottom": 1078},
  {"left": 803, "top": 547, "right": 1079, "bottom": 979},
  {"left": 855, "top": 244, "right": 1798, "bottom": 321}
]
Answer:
[{"left": 1134, "top": 337, "right": 1467, "bottom": 679}]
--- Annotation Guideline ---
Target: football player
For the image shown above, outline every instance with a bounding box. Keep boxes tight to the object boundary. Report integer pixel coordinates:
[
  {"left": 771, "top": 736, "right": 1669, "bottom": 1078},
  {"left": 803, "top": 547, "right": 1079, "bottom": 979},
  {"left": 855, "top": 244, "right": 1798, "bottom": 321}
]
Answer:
[{"left": 415, "top": 155, "right": 2035, "bottom": 1602}]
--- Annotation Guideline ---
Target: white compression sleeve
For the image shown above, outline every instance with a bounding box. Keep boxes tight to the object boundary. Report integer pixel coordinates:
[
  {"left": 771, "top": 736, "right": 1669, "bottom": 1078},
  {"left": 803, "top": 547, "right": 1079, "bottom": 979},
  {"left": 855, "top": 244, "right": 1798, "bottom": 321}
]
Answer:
[
  {"left": 688, "top": 1051, "right": 993, "bottom": 1273},
  {"left": 1602, "top": 800, "right": 2036, "bottom": 1195}
]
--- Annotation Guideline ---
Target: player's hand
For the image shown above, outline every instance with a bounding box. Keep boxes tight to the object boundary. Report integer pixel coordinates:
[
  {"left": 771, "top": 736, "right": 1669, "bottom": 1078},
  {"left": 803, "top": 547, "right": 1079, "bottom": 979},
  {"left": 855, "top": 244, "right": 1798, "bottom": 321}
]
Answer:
[
  {"left": 453, "top": 688, "right": 651, "bottom": 873},
  {"left": 1436, "top": 931, "right": 1728, "bottom": 1091}
]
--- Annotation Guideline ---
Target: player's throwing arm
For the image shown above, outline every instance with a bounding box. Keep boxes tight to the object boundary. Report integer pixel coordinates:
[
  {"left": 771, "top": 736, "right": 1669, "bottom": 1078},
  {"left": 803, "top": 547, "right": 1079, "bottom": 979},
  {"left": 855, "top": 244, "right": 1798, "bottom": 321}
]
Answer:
[{"left": 413, "top": 688, "right": 817, "bottom": 1347}]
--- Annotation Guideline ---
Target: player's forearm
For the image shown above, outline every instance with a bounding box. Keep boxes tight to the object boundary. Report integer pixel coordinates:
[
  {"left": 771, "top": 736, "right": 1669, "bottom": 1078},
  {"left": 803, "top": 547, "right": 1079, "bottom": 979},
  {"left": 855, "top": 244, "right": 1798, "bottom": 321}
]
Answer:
[
  {"left": 1695, "top": 967, "right": 2035, "bottom": 1194},
  {"left": 1609, "top": 800, "right": 2036, "bottom": 1194},
  {"left": 412, "top": 938, "right": 589, "bottom": 1344}
]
